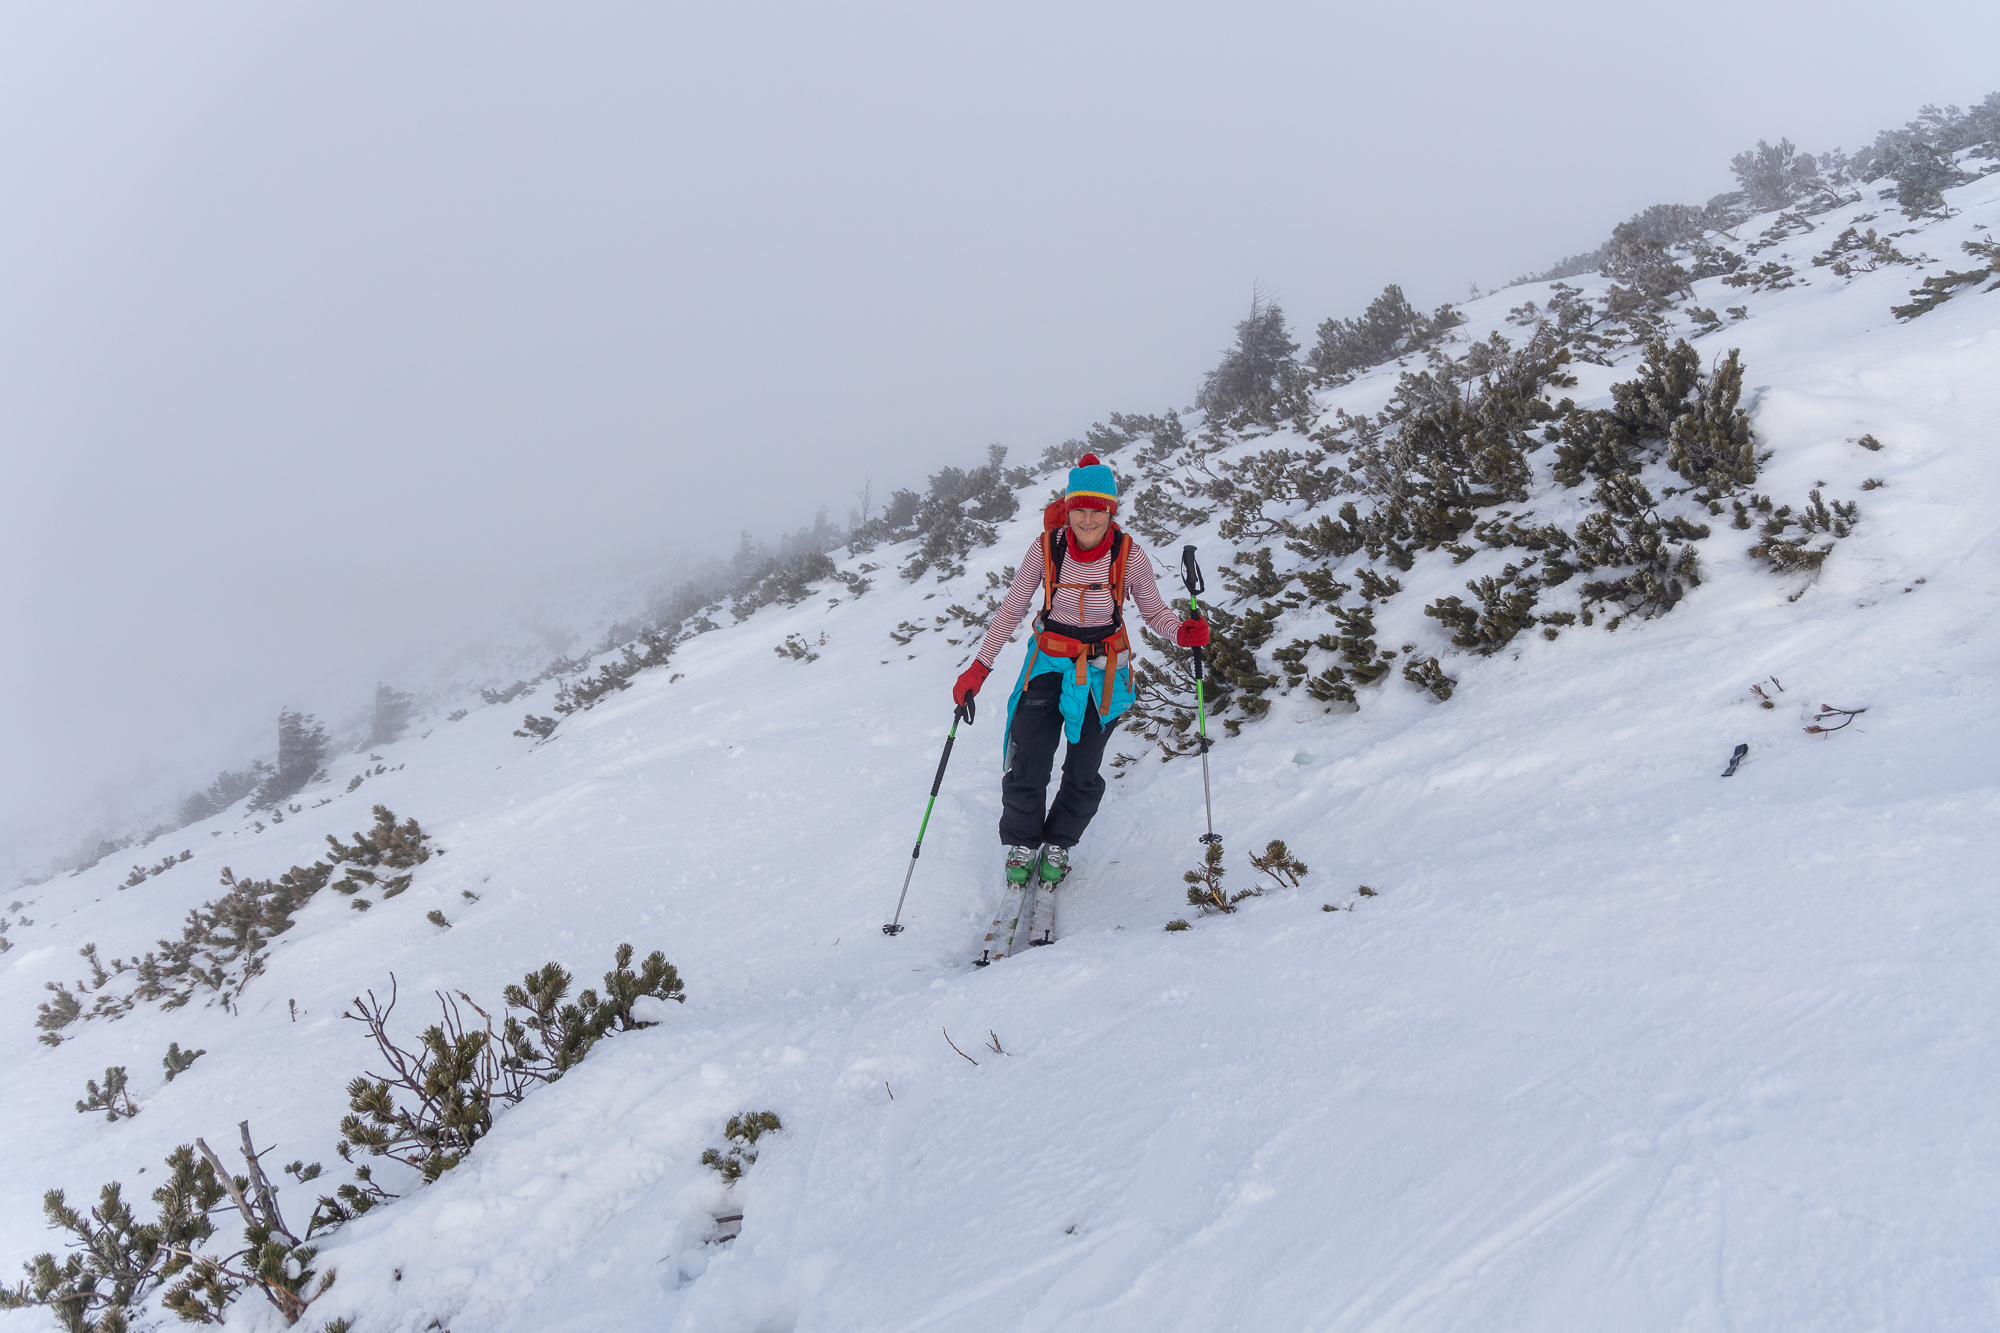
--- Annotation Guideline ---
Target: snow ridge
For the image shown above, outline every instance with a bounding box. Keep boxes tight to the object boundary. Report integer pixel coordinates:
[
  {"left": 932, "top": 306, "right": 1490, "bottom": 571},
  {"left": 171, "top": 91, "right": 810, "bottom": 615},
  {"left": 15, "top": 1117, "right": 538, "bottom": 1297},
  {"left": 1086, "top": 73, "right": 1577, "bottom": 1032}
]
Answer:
[{"left": 3, "top": 170, "right": 1999, "bottom": 1332}]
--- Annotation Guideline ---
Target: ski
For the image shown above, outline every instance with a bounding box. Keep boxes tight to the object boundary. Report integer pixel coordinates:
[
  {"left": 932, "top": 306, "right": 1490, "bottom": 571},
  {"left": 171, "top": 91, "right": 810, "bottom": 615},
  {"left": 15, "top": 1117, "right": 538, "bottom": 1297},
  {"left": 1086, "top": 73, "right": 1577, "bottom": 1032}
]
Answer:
[
  {"left": 974, "top": 873, "right": 1032, "bottom": 966},
  {"left": 1026, "top": 856, "right": 1064, "bottom": 947}
]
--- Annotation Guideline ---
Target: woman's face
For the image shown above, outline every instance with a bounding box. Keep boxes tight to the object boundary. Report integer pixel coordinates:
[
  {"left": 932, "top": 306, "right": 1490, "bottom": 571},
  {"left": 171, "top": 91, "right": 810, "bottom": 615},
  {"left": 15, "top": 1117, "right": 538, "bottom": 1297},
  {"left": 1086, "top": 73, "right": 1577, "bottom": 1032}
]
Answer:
[{"left": 1067, "top": 504, "right": 1111, "bottom": 547}]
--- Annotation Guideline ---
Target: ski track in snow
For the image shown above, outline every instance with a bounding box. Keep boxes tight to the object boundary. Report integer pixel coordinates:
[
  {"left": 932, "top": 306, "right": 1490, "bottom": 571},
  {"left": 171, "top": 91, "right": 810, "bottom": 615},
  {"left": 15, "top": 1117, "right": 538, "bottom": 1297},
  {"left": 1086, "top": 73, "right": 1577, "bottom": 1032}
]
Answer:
[{"left": 4, "top": 171, "right": 2000, "bottom": 1332}]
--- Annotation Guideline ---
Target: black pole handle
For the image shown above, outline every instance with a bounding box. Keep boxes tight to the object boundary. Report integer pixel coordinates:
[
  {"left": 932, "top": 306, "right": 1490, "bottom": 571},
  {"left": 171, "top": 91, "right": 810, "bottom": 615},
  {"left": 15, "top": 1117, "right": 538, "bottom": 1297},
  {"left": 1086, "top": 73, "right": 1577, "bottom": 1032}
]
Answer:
[
  {"left": 1180, "top": 544, "right": 1206, "bottom": 600},
  {"left": 929, "top": 708, "right": 969, "bottom": 800},
  {"left": 1181, "top": 545, "right": 1207, "bottom": 681}
]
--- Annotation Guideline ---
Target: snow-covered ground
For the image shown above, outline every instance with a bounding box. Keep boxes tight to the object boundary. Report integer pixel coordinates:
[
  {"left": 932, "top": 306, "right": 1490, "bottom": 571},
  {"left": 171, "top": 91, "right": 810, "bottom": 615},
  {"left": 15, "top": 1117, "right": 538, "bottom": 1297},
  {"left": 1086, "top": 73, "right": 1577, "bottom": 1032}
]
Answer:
[{"left": 4, "top": 169, "right": 1999, "bottom": 1332}]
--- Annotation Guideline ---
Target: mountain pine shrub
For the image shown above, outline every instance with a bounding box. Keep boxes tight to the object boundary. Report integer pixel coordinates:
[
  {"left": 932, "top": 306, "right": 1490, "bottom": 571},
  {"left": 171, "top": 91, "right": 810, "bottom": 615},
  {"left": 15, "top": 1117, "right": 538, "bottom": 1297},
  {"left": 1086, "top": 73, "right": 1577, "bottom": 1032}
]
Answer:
[
  {"left": 170, "top": 1126, "right": 333, "bottom": 1324},
  {"left": 122, "top": 851, "right": 191, "bottom": 889},
  {"left": 1402, "top": 655, "right": 1456, "bottom": 700},
  {"left": 1183, "top": 842, "right": 1230, "bottom": 913},
  {"left": 701, "top": 1111, "right": 783, "bottom": 1186},
  {"left": 886, "top": 445, "right": 1020, "bottom": 580},
  {"left": 0, "top": 1146, "right": 223, "bottom": 1332},
  {"left": 1308, "top": 284, "right": 1462, "bottom": 386},
  {"left": 162, "top": 1043, "right": 205, "bottom": 1082},
  {"left": 76, "top": 1067, "right": 140, "bottom": 1121},
  {"left": 1248, "top": 840, "right": 1309, "bottom": 891},
  {"left": 1747, "top": 490, "right": 1860, "bottom": 571}
]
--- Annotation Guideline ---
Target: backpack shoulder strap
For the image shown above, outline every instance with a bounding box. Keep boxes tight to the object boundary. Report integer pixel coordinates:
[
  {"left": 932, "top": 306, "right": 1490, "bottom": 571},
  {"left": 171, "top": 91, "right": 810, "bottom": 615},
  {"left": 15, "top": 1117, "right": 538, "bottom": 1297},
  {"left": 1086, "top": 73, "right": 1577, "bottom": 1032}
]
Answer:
[
  {"left": 1041, "top": 529, "right": 1064, "bottom": 616},
  {"left": 1107, "top": 529, "right": 1130, "bottom": 607}
]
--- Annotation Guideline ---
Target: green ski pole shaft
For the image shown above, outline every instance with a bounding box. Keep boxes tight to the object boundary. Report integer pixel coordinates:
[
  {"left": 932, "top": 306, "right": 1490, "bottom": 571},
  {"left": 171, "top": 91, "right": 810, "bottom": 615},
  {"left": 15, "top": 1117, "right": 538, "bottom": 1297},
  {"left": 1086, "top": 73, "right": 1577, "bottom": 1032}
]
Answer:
[
  {"left": 884, "top": 701, "right": 971, "bottom": 935},
  {"left": 1180, "top": 545, "right": 1220, "bottom": 845}
]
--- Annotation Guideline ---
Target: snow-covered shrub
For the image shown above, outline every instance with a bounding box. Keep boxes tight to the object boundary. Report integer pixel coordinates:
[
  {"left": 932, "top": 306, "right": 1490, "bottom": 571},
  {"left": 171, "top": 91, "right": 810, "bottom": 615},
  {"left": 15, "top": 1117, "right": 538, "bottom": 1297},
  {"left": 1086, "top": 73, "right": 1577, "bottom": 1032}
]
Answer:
[
  {"left": 1729, "top": 138, "right": 1831, "bottom": 214},
  {"left": 1811, "top": 226, "right": 1918, "bottom": 278},
  {"left": 1892, "top": 238, "right": 1999, "bottom": 318},
  {"left": 1880, "top": 140, "right": 1965, "bottom": 217},
  {"left": 774, "top": 632, "right": 822, "bottom": 663},
  {"left": 24, "top": 809, "right": 437, "bottom": 1041},
  {"left": 36, "top": 982, "right": 82, "bottom": 1047},
  {"left": 701, "top": 1111, "right": 783, "bottom": 1185},
  {"left": 1746, "top": 490, "right": 1860, "bottom": 572}
]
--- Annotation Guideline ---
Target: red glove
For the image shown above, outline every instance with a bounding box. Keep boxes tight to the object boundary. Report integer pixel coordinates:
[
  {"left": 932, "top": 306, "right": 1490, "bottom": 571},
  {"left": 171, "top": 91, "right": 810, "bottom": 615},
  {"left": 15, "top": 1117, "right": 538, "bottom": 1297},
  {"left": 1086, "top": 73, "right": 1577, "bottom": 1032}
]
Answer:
[
  {"left": 1176, "top": 619, "right": 1210, "bottom": 648},
  {"left": 953, "top": 660, "right": 991, "bottom": 706}
]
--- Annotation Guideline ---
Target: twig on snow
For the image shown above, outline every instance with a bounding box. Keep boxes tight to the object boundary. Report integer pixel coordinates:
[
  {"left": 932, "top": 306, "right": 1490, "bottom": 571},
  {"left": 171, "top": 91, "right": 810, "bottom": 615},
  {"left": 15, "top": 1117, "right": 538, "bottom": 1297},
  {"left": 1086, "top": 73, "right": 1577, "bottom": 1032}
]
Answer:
[
  {"left": 1806, "top": 704, "right": 1866, "bottom": 734},
  {"left": 942, "top": 1027, "right": 978, "bottom": 1066}
]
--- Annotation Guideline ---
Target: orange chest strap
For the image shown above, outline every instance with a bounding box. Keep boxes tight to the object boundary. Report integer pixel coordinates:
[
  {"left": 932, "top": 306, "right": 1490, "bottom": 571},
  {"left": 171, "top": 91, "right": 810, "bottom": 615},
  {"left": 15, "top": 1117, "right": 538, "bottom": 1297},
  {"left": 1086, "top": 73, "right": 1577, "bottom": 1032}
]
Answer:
[{"left": 1040, "top": 528, "right": 1130, "bottom": 616}]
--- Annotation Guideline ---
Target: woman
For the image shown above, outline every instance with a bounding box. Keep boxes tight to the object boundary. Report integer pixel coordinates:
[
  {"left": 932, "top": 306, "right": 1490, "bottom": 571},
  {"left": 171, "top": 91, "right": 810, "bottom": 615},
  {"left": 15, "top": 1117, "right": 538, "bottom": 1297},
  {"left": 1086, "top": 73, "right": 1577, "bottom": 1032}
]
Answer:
[{"left": 952, "top": 454, "right": 1210, "bottom": 888}]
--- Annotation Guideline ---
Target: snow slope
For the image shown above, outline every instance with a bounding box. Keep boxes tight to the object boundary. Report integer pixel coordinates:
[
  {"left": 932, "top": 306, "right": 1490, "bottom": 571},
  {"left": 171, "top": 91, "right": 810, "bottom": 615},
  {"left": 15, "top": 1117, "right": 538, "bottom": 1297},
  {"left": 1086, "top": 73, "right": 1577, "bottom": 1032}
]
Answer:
[{"left": 4, "top": 171, "right": 1999, "bottom": 1333}]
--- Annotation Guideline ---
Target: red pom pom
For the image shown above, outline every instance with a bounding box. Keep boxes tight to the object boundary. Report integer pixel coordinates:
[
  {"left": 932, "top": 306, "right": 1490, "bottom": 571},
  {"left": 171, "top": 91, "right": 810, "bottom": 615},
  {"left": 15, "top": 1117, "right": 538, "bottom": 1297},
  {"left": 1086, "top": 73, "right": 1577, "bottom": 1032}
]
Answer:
[{"left": 1077, "top": 453, "right": 1099, "bottom": 466}]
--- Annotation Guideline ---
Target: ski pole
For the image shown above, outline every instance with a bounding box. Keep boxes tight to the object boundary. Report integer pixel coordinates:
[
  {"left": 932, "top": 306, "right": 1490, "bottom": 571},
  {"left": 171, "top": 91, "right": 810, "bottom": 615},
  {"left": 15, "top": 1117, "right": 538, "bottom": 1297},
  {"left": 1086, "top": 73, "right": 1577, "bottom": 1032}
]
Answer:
[
  {"left": 1180, "top": 545, "right": 1220, "bottom": 846},
  {"left": 884, "top": 699, "right": 973, "bottom": 935}
]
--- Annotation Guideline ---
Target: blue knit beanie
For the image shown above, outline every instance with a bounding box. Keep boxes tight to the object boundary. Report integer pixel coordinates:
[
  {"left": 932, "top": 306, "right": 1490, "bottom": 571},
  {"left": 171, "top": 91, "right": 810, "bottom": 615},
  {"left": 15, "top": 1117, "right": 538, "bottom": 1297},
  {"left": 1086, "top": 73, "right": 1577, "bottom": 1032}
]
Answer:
[{"left": 1065, "top": 453, "right": 1118, "bottom": 513}]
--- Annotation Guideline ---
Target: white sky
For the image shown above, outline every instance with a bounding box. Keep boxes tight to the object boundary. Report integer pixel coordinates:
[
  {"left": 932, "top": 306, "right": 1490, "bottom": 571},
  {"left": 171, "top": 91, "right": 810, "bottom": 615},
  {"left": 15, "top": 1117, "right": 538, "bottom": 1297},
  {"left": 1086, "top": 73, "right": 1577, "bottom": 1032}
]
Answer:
[{"left": 2, "top": 0, "right": 1995, "bottom": 873}]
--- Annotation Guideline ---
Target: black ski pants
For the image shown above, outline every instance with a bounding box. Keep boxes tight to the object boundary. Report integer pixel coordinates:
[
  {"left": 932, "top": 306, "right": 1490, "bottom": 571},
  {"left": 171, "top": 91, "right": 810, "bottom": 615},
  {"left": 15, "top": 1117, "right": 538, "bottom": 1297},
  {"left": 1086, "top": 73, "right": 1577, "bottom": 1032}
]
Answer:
[{"left": 1000, "top": 670, "right": 1115, "bottom": 849}]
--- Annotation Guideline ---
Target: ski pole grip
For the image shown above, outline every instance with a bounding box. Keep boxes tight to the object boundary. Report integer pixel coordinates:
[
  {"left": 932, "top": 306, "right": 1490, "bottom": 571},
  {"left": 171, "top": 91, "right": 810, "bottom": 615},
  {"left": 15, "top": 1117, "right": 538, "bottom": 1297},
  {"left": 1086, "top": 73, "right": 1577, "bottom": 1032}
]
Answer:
[
  {"left": 1180, "top": 544, "right": 1205, "bottom": 598},
  {"left": 931, "top": 740, "right": 954, "bottom": 796}
]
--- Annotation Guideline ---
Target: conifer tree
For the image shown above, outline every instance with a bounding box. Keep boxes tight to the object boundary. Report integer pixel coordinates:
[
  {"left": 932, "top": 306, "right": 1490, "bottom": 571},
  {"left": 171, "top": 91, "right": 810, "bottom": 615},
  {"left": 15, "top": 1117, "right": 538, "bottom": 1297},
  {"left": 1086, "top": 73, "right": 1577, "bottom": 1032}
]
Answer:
[
  {"left": 366, "top": 685, "right": 415, "bottom": 747},
  {"left": 253, "top": 711, "right": 326, "bottom": 808},
  {"left": 1881, "top": 140, "right": 1963, "bottom": 216},
  {"left": 1198, "top": 290, "right": 1305, "bottom": 424}
]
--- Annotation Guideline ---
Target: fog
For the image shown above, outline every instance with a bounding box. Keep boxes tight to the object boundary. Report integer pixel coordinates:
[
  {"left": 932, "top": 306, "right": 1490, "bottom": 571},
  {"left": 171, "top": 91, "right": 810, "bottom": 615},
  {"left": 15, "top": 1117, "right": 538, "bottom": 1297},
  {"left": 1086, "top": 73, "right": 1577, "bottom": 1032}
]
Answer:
[{"left": 2, "top": 0, "right": 1992, "bottom": 876}]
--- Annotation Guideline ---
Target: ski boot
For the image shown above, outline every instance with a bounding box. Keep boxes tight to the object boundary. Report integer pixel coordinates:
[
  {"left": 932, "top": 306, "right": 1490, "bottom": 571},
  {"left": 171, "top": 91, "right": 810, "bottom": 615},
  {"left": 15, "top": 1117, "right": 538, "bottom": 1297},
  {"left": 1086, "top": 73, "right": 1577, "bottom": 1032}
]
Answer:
[
  {"left": 1039, "top": 843, "right": 1070, "bottom": 885},
  {"left": 1005, "top": 844, "right": 1042, "bottom": 886}
]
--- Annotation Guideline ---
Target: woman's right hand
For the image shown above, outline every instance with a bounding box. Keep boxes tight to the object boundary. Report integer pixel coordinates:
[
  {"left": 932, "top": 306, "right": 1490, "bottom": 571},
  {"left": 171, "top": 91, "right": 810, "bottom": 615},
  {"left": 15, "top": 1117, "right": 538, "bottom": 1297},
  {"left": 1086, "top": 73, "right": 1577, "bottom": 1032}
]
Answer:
[{"left": 953, "top": 660, "right": 991, "bottom": 707}]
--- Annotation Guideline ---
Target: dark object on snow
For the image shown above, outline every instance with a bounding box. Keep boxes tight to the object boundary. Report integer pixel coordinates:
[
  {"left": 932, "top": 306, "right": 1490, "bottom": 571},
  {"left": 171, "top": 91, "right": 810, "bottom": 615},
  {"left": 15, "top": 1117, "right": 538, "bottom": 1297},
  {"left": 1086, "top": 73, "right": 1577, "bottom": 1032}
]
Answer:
[
  {"left": 884, "top": 703, "right": 972, "bottom": 936},
  {"left": 1721, "top": 743, "right": 1749, "bottom": 777}
]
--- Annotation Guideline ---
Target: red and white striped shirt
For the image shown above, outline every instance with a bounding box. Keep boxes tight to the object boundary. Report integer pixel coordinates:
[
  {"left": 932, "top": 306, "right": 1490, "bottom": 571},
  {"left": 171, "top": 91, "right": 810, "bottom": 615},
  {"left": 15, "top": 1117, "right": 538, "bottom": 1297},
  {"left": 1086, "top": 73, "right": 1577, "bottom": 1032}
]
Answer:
[{"left": 975, "top": 530, "right": 1185, "bottom": 669}]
